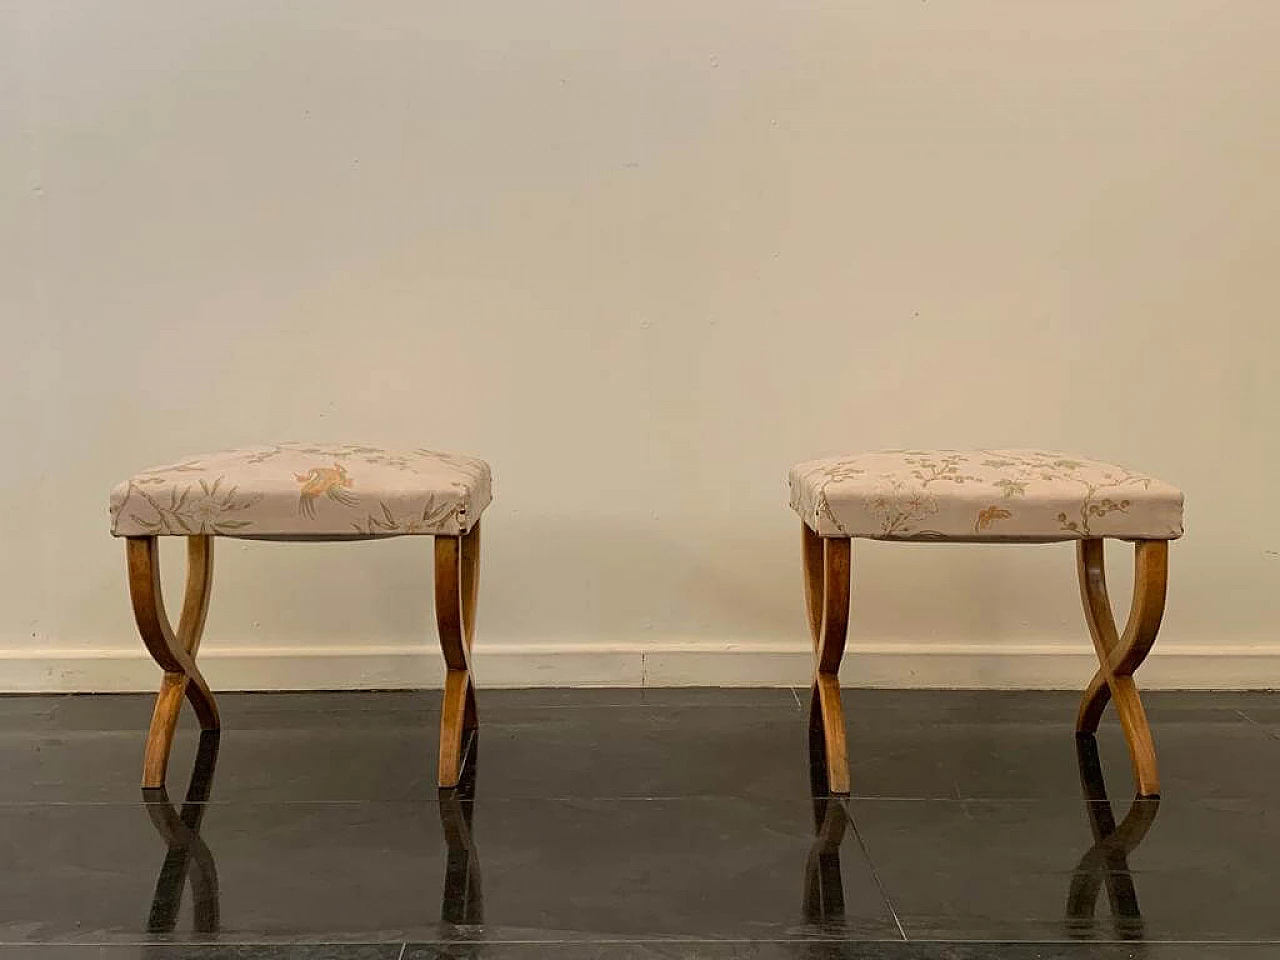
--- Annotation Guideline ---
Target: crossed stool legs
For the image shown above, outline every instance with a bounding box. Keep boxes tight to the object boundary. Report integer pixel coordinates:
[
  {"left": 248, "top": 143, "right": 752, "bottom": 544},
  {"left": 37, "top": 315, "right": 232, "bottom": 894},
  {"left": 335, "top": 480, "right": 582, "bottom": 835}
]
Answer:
[
  {"left": 802, "top": 524, "right": 852, "bottom": 795},
  {"left": 1075, "top": 538, "right": 1168, "bottom": 798},
  {"left": 127, "top": 512, "right": 1166, "bottom": 797},
  {"left": 128, "top": 521, "right": 483, "bottom": 789},
  {"left": 801, "top": 523, "right": 1170, "bottom": 798}
]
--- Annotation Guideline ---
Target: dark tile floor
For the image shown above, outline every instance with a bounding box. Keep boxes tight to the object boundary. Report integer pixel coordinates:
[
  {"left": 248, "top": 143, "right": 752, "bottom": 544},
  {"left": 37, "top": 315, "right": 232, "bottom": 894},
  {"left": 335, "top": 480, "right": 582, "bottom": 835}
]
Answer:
[{"left": 2, "top": 688, "right": 1279, "bottom": 960}]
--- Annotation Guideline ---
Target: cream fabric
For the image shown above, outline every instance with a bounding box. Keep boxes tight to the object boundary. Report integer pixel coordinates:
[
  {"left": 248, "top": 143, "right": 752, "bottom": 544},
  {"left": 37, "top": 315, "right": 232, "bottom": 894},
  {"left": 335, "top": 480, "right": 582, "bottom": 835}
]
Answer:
[
  {"left": 111, "top": 443, "right": 491, "bottom": 539},
  {"left": 790, "top": 450, "right": 1183, "bottom": 542}
]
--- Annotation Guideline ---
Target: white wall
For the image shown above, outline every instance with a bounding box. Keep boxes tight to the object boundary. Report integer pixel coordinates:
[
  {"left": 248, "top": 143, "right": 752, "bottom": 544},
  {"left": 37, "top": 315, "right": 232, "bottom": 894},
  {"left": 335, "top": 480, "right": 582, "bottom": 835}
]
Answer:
[{"left": 3, "top": 1, "right": 1277, "bottom": 691}]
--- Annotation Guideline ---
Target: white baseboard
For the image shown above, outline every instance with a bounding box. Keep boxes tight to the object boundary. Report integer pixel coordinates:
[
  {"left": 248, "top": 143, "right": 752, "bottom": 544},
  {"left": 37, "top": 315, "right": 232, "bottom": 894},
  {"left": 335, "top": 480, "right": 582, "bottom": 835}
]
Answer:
[{"left": 1, "top": 640, "right": 1278, "bottom": 692}]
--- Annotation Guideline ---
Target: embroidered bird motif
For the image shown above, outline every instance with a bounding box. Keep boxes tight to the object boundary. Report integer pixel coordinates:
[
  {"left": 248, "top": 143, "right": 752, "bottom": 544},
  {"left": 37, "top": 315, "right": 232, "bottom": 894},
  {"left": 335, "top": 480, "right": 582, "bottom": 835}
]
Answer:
[
  {"left": 975, "top": 505, "right": 1013, "bottom": 533},
  {"left": 295, "top": 463, "right": 357, "bottom": 517}
]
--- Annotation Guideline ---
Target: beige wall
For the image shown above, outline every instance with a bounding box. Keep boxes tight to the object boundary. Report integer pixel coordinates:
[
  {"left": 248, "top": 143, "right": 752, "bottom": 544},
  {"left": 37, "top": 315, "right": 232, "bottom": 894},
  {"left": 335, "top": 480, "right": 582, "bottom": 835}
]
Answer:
[{"left": 3, "top": 1, "right": 1277, "bottom": 689}]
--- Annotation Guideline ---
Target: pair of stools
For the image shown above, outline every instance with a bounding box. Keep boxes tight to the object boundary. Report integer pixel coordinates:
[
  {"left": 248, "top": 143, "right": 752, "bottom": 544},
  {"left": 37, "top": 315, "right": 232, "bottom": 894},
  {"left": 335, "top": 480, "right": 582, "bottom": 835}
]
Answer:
[{"left": 110, "top": 444, "right": 1184, "bottom": 797}]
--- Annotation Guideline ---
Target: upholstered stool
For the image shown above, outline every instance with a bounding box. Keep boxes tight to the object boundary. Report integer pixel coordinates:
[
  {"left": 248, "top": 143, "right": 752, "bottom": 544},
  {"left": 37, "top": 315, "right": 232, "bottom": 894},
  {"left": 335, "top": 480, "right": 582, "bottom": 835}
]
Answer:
[
  {"left": 110, "top": 443, "right": 491, "bottom": 789},
  {"left": 789, "top": 450, "right": 1184, "bottom": 797}
]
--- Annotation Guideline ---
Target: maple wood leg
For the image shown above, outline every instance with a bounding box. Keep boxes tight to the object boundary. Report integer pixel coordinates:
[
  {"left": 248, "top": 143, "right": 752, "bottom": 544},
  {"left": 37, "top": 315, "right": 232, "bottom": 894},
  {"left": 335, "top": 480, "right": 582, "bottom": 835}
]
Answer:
[
  {"left": 1076, "top": 538, "right": 1169, "bottom": 798},
  {"left": 129, "top": 536, "right": 218, "bottom": 789},
  {"left": 435, "top": 521, "right": 481, "bottom": 788},
  {"left": 803, "top": 523, "right": 852, "bottom": 795}
]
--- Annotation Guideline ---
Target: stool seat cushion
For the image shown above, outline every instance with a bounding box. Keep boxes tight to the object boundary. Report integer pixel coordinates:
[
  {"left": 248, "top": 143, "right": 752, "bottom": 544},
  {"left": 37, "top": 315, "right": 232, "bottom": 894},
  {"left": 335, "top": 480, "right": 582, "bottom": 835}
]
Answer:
[
  {"left": 790, "top": 450, "right": 1182, "bottom": 542},
  {"left": 111, "top": 443, "right": 491, "bottom": 539}
]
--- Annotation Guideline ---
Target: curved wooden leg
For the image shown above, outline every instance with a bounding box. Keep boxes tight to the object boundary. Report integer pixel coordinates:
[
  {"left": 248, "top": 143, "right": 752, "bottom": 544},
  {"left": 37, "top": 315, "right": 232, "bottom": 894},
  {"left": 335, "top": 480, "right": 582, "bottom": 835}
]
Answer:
[
  {"left": 803, "top": 523, "right": 852, "bottom": 795},
  {"left": 128, "top": 535, "right": 219, "bottom": 789},
  {"left": 1075, "top": 538, "right": 1169, "bottom": 798},
  {"left": 461, "top": 521, "right": 481, "bottom": 734},
  {"left": 435, "top": 520, "right": 481, "bottom": 788}
]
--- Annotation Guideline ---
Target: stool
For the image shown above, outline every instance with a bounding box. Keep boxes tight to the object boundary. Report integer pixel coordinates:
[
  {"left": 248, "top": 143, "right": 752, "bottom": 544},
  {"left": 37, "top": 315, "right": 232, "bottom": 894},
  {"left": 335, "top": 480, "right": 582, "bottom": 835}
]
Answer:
[
  {"left": 110, "top": 443, "right": 492, "bottom": 789},
  {"left": 788, "top": 450, "right": 1184, "bottom": 798}
]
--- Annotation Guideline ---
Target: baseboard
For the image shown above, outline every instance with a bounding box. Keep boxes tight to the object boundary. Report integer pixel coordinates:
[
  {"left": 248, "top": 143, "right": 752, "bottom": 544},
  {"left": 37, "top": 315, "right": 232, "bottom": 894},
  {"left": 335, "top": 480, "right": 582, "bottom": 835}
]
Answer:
[{"left": 1, "top": 640, "right": 1278, "bottom": 692}]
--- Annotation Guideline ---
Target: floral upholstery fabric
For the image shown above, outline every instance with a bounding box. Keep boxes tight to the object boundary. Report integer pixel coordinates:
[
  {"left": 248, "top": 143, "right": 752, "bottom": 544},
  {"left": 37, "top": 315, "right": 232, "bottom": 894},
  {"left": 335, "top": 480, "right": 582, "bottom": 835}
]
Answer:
[
  {"left": 111, "top": 444, "right": 491, "bottom": 539},
  {"left": 789, "top": 450, "right": 1183, "bottom": 542}
]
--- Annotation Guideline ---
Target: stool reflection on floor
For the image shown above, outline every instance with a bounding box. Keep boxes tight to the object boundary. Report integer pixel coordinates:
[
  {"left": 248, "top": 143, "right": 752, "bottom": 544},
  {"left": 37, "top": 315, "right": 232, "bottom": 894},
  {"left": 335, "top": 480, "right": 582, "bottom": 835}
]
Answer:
[
  {"left": 143, "top": 730, "right": 221, "bottom": 935},
  {"left": 139, "top": 726, "right": 485, "bottom": 936},
  {"left": 804, "top": 723, "right": 850, "bottom": 925},
  {"left": 1067, "top": 733, "right": 1160, "bottom": 940},
  {"left": 789, "top": 450, "right": 1184, "bottom": 797},
  {"left": 439, "top": 737, "right": 484, "bottom": 926},
  {"left": 110, "top": 443, "right": 492, "bottom": 789}
]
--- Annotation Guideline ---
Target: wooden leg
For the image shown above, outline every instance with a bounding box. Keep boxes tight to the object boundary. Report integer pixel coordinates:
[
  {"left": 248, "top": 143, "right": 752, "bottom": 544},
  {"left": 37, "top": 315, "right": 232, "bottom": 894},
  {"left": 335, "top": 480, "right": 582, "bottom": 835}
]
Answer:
[
  {"left": 1075, "top": 538, "right": 1169, "bottom": 798},
  {"left": 803, "top": 522, "right": 852, "bottom": 795},
  {"left": 129, "top": 535, "right": 219, "bottom": 789},
  {"left": 435, "top": 519, "right": 481, "bottom": 788}
]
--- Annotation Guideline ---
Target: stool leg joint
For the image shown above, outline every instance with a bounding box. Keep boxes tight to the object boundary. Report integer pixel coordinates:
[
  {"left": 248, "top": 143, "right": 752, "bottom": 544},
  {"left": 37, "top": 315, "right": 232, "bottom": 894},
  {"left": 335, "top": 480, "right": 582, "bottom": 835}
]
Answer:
[
  {"left": 435, "top": 521, "right": 482, "bottom": 789},
  {"left": 803, "top": 523, "right": 852, "bottom": 795},
  {"left": 1076, "top": 538, "right": 1168, "bottom": 798},
  {"left": 128, "top": 535, "right": 219, "bottom": 789}
]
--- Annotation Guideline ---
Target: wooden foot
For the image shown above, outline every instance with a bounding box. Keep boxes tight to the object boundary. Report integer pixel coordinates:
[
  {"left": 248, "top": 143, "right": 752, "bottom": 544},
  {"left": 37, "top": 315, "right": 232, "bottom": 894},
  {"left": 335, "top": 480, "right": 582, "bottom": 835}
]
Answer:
[
  {"left": 1075, "top": 539, "right": 1169, "bottom": 798},
  {"left": 802, "top": 523, "right": 852, "bottom": 795},
  {"left": 435, "top": 519, "right": 481, "bottom": 788},
  {"left": 128, "top": 535, "right": 219, "bottom": 789}
]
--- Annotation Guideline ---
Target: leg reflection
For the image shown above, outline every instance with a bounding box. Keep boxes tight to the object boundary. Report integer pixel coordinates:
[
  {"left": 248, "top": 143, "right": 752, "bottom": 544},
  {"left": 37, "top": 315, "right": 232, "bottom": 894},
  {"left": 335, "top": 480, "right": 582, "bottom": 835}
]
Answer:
[
  {"left": 439, "top": 731, "right": 483, "bottom": 925},
  {"left": 1066, "top": 734, "right": 1160, "bottom": 941},
  {"left": 143, "top": 729, "right": 221, "bottom": 934},
  {"left": 804, "top": 723, "right": 849, "bottom": 923}
]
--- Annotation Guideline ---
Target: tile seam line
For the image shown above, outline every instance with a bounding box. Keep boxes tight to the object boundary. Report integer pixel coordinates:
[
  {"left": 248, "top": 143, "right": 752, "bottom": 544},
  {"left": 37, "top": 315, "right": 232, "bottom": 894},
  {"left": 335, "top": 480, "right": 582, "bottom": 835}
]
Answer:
[
  {"left": 0, "top": 794, "right": 1041, "bottom": 806},
  {"left": 9, "top": 938, "right": 1280, "bottom": 947},
  {"left": 349, "top": 943, "right": 1277, "bottom": 949},
  {"left": 1235, "top": 707, "right": 1280, "bottom": 741},
  {"left": 843, "top": 801, "right": 909, "bottom": 941}
]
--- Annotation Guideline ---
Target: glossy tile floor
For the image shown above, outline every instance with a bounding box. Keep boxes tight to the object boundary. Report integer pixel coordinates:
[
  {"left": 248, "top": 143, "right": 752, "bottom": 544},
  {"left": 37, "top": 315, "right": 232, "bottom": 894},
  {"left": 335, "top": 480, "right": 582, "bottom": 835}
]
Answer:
[{"left": 2, "top": 688, "right": 1279, "bottom": 959}]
